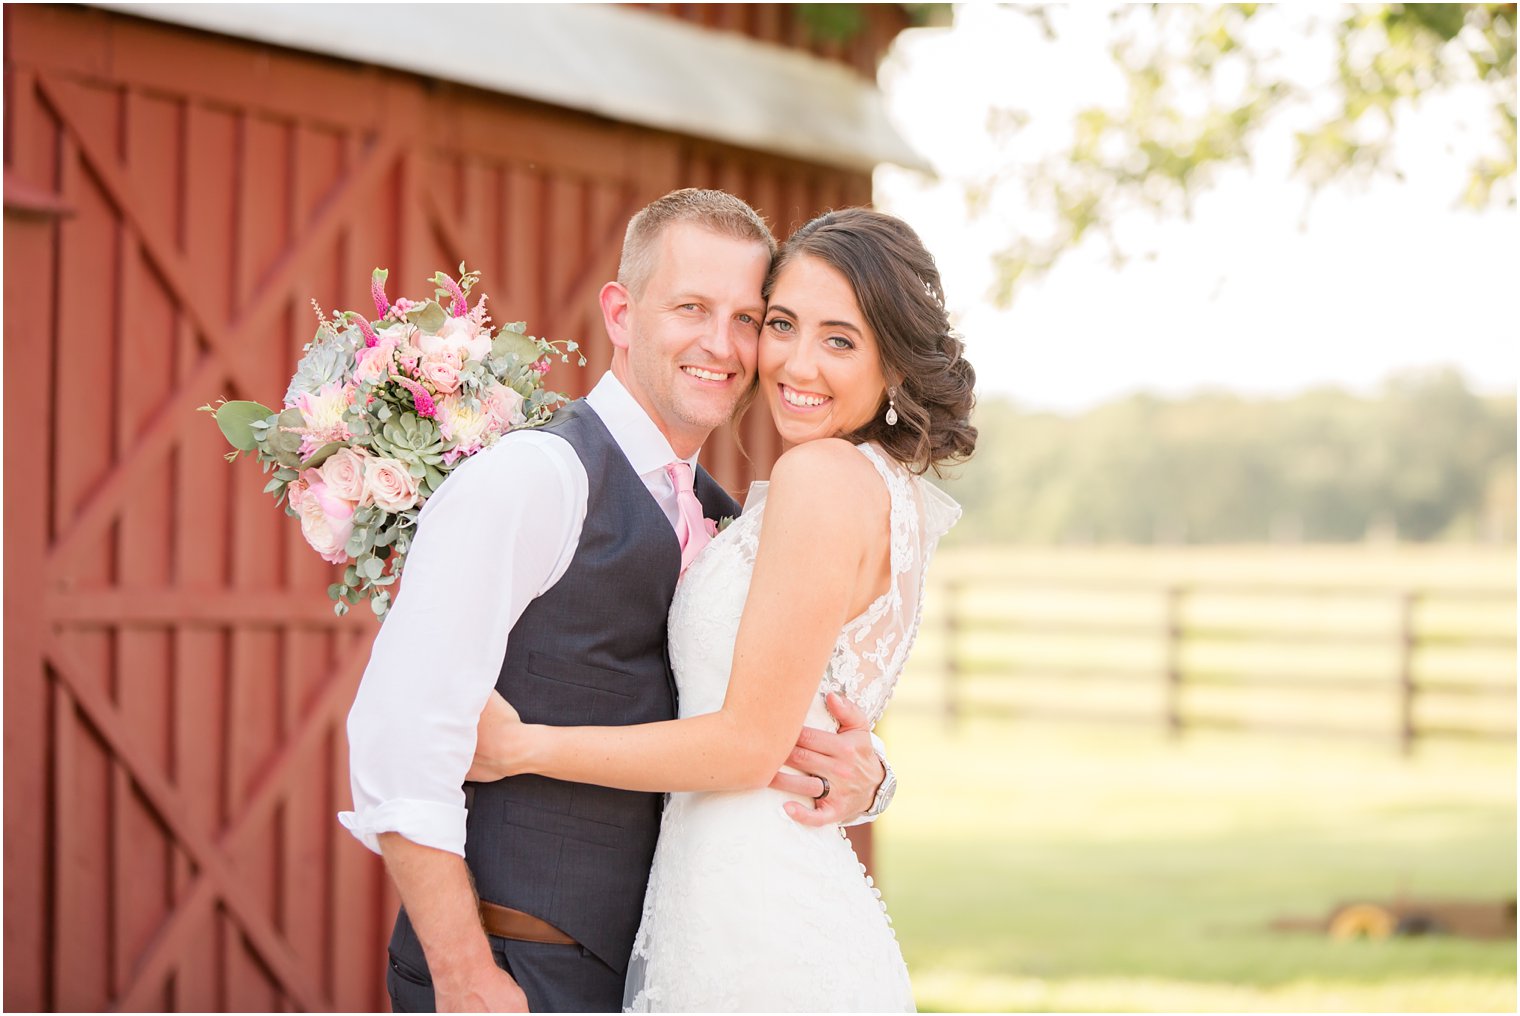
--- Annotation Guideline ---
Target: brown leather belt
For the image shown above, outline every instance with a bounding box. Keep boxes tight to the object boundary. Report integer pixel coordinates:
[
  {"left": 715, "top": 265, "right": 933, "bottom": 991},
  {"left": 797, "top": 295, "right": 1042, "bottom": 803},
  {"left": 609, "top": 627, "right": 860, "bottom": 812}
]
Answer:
[{"left": 478, "top": 901, "right": 577, "bottom": 946}]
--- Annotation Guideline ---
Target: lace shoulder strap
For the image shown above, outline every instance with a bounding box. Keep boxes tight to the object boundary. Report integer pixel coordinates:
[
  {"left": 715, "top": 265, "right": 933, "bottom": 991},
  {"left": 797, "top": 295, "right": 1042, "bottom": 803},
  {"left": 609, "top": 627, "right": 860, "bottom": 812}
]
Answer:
[{"left": 854, "top": 443, "right": 917, "bottom": 581}]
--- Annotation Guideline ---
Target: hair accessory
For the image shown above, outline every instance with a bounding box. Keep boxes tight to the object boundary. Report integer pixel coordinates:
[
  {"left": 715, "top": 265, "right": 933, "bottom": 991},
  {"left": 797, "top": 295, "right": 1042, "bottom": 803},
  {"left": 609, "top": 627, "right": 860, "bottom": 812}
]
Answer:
[{"left": 885, "top": 387, "right": 899, "bottom": 427}]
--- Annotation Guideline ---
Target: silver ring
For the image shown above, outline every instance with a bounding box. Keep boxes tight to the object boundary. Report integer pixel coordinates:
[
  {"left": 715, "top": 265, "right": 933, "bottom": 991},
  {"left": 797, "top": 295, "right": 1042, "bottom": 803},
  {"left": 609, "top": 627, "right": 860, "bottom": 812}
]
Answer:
[{"left": 814, "top": 775, "right": 831, "bottom": 801}]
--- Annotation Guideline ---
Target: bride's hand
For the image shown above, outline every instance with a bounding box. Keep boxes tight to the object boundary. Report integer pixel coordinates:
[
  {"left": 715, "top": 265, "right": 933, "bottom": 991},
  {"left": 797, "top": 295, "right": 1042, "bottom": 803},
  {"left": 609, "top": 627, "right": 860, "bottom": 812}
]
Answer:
[{"left": 467, "top": 690, "right": 529, "bottom": 782}]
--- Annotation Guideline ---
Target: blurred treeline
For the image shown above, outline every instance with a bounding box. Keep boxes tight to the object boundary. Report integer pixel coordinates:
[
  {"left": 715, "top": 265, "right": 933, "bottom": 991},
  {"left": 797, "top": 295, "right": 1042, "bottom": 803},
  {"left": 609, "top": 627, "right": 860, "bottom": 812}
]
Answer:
[{"left": 939, "top": 368, "right": 1516, "bottom": 545}]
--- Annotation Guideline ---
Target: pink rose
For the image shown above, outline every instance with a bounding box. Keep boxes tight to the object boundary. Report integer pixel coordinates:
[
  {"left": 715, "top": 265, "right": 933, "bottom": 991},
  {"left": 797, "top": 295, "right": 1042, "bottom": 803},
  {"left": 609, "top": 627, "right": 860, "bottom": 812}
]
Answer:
[
  {"left": 319, "top": 446, "right": 370, "bottom": 503},
  {"left": 485, "top": 384, "right": 526, "bottom": 431},
  {"left": 352, "top": 336, "right": 398, "bottom": 385},
  {"left": 377, "top": 322, "right": 416, "bottom": 346},
  {"left": 419, "top": 354, "right": 462, "bottom": 394},
  {"left": 364, "top": 456, "right": 421, "bottom": 512},
  {"left": 293, "top": 471, "right": 354, "bottom": 564}
]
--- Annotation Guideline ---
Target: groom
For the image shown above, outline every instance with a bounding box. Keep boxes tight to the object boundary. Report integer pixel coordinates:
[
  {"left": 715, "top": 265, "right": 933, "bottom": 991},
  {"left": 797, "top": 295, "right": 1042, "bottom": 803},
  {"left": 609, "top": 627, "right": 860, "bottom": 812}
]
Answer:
[{"left": 342, "top": 189, "right": 891, "bottom": 1013}]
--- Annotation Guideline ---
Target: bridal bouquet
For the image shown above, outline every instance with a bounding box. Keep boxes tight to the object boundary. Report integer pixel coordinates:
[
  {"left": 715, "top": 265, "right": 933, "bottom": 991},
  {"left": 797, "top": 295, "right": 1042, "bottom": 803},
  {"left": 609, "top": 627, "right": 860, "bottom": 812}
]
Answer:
[{"left": 207, "top": 265, "right": 583, "bottom": 617}]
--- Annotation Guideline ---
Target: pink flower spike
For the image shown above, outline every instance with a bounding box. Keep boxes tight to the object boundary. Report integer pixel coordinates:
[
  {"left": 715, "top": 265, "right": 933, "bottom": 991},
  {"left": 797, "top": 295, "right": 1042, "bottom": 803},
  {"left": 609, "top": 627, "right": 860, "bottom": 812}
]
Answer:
[
  {"left": 531, "top": 356, "right": 552, "bottom": 374},
  {"left": 371, "top": 268, "right": 391, "bottom": 319},
  {"left": 393, "top": 374, "right": 437, "bottom": 418},
  {"left": 438, "top": 273, "right": 468, "bottom": 317},
  {"left": 347, "top": 312, "right": 379, "bottom": 348}
]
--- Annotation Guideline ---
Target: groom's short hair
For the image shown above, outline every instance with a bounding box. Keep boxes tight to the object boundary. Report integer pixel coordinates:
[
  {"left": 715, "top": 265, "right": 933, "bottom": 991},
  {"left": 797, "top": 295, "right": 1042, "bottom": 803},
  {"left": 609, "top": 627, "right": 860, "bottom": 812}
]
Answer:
[{"left": 618, "top": 189, "right": 776, "bottom": 298}]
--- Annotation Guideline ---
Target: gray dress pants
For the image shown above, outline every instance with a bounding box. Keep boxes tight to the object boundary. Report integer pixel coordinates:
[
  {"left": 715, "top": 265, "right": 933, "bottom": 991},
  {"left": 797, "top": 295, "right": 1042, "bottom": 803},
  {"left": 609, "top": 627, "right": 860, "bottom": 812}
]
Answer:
[{"left": 386, "top": 925, "right": 624, "bottom": 1013}]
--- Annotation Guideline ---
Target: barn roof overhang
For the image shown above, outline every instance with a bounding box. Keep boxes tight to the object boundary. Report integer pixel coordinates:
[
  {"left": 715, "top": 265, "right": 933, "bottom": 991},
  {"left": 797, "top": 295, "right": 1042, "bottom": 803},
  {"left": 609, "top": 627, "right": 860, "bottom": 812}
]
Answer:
[{"left": 98, "top": 3, "right": 931, "bottom": 175}]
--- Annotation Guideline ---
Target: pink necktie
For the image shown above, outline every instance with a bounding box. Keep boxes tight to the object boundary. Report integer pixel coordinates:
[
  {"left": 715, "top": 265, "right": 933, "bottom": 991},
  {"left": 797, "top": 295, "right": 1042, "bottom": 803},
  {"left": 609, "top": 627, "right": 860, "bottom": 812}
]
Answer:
[{"left": 666, "top": 460, "right": 711, "bottom": 574}]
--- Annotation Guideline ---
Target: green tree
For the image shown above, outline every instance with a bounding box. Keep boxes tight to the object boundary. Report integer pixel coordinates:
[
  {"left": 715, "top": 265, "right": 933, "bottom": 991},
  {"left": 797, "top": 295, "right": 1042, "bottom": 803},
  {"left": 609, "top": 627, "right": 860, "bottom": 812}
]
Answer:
[
  {"left": 935, "top": 368, "right": 1516, "bottom": 545},
  {"left": 980, "top": 4, "right": 1517, "bottom": 301}
]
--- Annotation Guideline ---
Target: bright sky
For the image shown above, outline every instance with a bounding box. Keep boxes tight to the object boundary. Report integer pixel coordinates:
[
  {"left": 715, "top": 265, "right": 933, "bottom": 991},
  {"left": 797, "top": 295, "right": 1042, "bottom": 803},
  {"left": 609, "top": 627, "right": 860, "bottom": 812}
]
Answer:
[{"left": 873, "top": 4, "right": 1518, "bottom": 412}]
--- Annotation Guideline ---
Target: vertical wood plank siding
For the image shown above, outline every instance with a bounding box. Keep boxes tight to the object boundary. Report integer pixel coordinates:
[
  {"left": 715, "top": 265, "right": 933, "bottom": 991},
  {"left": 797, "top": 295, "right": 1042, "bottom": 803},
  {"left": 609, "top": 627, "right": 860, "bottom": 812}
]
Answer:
[
  {"left": 3, "top": 5, "right": 890, "bottom": 1010},
  {"left": 636, "top": 2, "right": 911, "bottom": 77}
]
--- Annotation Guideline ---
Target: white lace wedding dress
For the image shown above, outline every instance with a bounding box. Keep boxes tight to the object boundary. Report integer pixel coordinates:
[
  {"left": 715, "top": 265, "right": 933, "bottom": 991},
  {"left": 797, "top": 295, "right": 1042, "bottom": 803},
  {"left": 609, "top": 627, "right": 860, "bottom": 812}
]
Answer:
[{"left": 624, "top": 442, "right": 961, "bottom": 1013}]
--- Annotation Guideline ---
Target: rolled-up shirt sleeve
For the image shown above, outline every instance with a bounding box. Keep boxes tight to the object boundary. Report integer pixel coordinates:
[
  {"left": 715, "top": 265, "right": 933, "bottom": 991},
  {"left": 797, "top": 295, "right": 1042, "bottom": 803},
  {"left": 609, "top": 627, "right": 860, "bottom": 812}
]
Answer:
[{"left": 338, "top": 431, "right": 586, "bottom": 856}]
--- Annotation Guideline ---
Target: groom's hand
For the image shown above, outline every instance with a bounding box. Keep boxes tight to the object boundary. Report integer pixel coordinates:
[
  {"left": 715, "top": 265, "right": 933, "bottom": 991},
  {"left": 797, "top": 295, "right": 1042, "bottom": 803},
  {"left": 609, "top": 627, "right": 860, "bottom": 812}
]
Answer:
[
  {"left": 771, "top": 692, "right": 884, "bottom": 827},
  {"left": 435, "top": 964, "right": 529, "bottom": 1013},
  {"left": 377, "top": 833, "right": 530, "bottom": 1012}
]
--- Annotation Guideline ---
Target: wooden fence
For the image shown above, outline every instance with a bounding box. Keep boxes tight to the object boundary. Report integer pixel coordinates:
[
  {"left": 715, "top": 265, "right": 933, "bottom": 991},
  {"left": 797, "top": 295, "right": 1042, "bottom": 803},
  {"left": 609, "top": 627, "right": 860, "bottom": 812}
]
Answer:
[{"left": 909, "top": 579, "right": 1516, "bottom": 753}]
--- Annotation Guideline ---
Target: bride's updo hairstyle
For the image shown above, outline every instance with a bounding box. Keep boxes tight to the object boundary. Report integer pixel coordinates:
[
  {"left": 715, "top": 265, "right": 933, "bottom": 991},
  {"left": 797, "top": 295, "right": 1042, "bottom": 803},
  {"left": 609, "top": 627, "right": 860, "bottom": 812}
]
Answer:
[{"left": 764, "top": 208, "right": 977, "bottom": 477}]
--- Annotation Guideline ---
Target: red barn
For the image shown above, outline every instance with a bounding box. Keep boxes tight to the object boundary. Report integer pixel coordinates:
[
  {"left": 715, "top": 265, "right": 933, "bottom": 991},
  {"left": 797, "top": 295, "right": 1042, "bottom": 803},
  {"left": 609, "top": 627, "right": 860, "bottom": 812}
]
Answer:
[{"left": 3, "top": 4, "right": 927, "bottom": 1010}]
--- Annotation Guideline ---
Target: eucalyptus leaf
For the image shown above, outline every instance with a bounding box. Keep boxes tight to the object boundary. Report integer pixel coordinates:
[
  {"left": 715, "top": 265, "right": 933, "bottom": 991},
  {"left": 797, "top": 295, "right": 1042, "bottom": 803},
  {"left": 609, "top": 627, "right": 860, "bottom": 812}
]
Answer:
[
  {"left": 301, "top": 442, "right": 345, "bottom": 470},
  {"left": 262, "top": 477, "right": 284, "bottom": 494},
  {"left": 360, "top": 556, "right": 385, "bottom": 581},
  {"left": 267, "top": 409, "right": 306, "bottom": 467},
  {"left": 492, "top": 329, "right": 540, "bottom": 369},
  {"left": 406, "top": 300, "right": 446, "bottom": 334},
  {"left": 215, "top": 401, "right": 275, "bottom": 452}
]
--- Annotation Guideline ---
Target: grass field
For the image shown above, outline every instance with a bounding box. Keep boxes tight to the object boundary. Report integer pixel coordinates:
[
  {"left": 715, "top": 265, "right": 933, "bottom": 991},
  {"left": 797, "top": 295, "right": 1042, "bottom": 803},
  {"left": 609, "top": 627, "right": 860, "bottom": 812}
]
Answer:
[
  {"left": 873, "top": 545, "right": 1515, "bottom": 1012},
  {"left": 874, "top": 714, "right": 1516, "bottom": 1012}
]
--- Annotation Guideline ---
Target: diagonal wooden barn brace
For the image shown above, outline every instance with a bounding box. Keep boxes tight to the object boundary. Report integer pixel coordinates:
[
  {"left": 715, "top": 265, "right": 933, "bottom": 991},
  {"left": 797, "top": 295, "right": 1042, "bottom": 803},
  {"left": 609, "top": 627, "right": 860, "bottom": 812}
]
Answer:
[{"left": 3, "top": 4, "right": 920, "bottom": 1010}]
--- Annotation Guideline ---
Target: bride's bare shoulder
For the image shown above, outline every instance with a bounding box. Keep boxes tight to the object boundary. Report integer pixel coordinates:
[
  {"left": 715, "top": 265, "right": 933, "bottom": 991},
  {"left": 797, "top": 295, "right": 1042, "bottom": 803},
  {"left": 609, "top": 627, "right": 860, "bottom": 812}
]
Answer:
[{"left": 767, "top": 439, "right": 889, "bottom": 519}]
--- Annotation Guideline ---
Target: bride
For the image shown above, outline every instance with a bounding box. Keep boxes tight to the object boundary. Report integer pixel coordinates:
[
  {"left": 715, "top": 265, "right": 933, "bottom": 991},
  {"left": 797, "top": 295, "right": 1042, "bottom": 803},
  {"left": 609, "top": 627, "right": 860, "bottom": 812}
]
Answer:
[{"left": 470, "top": 208, "right": 976, "bottom": 1012}]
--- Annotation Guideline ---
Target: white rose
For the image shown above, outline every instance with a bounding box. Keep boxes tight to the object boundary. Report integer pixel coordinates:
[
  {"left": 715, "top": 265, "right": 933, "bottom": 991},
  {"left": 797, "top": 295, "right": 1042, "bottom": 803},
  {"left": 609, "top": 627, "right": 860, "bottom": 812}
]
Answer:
[
  {"left": 419, "top": 316, "right": 491, "bottom": 365},
  {"left": 444, "top": 316, "right": 493, "bottom": 363}
]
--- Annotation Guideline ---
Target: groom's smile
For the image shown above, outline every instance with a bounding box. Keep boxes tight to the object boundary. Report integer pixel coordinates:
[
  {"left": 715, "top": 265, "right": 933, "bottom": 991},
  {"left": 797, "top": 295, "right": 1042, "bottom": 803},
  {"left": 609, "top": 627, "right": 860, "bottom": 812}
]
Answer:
[{"left": 680, "top": 365, "right": 736, "bottom": 383}]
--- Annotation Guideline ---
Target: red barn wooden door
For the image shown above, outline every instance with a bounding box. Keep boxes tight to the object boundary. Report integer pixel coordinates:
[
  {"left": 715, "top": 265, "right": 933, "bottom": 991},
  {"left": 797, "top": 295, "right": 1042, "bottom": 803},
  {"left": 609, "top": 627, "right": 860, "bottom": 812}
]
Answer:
[{"left": 4, "top": 6, "right": 871, "bottom": 1011}]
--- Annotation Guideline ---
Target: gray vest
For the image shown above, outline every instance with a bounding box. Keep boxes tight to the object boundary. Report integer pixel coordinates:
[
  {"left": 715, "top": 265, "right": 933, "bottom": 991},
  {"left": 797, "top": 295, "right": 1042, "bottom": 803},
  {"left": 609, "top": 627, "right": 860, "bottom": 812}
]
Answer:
[{"left": 389, "top": 399, "right": 740, "bottom": 976}]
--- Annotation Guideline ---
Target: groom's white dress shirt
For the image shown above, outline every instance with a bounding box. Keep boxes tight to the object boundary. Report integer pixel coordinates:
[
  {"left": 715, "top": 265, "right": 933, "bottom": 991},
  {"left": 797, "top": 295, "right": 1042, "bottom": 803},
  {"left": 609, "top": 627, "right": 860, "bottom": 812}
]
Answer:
[
  {"left": 341, "top": 372, "right": 699, "bottom": 857},
  {"left": 340, "top": 370, "right": 883, "bottom": 859}
]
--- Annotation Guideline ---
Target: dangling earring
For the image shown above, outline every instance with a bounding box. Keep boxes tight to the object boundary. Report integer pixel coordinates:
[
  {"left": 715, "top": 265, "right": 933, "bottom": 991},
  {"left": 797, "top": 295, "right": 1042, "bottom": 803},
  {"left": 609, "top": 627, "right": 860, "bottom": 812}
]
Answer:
[{"left": 885, "top": 387, "right": 899, "bottom": 426}]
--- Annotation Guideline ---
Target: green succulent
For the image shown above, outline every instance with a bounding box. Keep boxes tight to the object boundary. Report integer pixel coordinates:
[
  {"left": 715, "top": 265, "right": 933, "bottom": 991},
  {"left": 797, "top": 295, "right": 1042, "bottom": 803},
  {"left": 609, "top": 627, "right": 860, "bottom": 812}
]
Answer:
[{"left": 369, "top": 413, "right": 447, "bottom": 478}]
